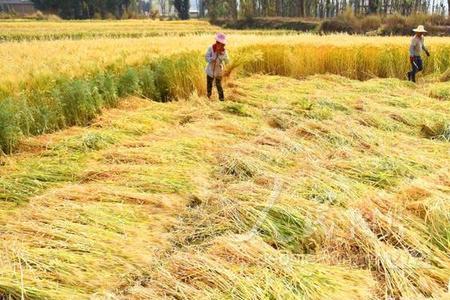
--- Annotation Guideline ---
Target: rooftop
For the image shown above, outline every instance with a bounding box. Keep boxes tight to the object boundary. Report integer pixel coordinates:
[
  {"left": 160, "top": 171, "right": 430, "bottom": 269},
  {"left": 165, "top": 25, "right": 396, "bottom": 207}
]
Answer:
[{"left": 0, "top": 0, "right": 34, "bottom": 4}]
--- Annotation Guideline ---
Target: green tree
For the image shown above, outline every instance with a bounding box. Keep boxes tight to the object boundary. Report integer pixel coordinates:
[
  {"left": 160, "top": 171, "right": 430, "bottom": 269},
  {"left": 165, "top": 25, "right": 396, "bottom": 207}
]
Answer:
[
  {"left": 174, "top": 0, "right": 190, "bottom": 19},
  {"left": 30, "top": 0, "right": 139, "bottom": 19}
]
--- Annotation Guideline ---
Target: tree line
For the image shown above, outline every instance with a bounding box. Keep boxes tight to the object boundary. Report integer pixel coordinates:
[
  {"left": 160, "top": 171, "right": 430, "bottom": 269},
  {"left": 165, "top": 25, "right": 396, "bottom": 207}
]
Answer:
[
  {"left": 31, "top": 0, "right": 141, "bottom": 19},
  {"left": 31, "top": 0, "right": 448, "bottom": 20},
  {"left": 201, "top": 0, "right": 448, "bottom": 20}
]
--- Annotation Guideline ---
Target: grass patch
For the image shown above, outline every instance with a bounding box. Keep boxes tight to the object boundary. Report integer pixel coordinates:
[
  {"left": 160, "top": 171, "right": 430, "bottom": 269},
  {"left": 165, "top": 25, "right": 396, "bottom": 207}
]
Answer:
[
  {"left": 338, "top": 157, "right": 421, "bottom": 188},
  {"left": 0, "top": 153, "right": 84, "bottom": 203},
  {"left": 429, "top": 84, "right": 450, "bottom": 101},
  {"left": 421, "top": 121, "right": 450, "bottom": 141},
  {"left": 219, "top": 153, "right": 258, "bottom": 180},
  {"left": 0, "top": 98, "right": 26, "bottom": 153},
  {"left": 222, "top": 103, "right": 251, "bottom": 117}
]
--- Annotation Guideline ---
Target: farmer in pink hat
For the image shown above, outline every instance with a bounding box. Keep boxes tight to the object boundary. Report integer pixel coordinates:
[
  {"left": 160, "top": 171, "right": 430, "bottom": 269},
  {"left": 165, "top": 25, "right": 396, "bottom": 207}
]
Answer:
[{"left": 205, "top": 33, "right": 229, "bottom": 101}]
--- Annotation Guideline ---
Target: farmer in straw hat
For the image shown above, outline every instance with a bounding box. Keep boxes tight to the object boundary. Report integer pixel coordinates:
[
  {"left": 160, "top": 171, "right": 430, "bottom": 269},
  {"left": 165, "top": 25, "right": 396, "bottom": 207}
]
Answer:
[
  {"left": 205, "top": 33, "right": 229, "bottom": 101},
  {"left": 407, "top": 25, "right": 430, "bottom": 83}
]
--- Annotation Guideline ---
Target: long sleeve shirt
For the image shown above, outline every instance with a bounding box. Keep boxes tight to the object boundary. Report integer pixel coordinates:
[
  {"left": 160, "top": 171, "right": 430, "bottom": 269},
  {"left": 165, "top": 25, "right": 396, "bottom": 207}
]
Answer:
[
  {"left": 409, "top": 36, "right": 428, "bottom": 57},
  {"left": 205, "top": 46, "right": 229, "bottom": 78}
]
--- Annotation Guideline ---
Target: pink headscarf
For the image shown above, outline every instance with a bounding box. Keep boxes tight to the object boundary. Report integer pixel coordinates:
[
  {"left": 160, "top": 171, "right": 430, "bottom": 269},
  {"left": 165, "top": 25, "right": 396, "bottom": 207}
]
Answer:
[{"left": 215, "top": 32, "right": 227, "bottom": 45}]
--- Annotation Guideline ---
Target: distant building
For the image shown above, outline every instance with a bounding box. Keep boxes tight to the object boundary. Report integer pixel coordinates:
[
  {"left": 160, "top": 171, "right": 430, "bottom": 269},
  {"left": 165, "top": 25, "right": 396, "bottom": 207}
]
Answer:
[
  {"left": 189, "top": 10, "right": 198, "bottom": 18},
  {"left": 138, "top": 0, "right": 151, "bottom": 14},
  {"left": 0, "top": 0, "right": 35, "bottom": 14},
  {"left": 153, "top": 0, "right": 176, "bottom": 17},
  {"left": 141, "top": 0, "right": 199, "bottom": 17}
]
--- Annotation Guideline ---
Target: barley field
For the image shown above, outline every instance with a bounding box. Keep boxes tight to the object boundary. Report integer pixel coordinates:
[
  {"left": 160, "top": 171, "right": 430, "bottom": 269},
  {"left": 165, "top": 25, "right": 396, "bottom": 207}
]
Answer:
[
  {"left": 0, "top": 20, "right": 449, "bottom": 300},
  {"left": 0, "top": 19, "right": 298, "bottom": 42},
  {"left": 0, "top": 19, "right": 220, "bottom": 41}
]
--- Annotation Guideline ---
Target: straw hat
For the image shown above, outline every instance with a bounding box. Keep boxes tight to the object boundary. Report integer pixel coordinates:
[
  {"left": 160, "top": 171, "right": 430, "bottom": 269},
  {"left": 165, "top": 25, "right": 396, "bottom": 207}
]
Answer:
[
  {"left": 413, "top": 25, "right": 427, "bottom": 33},
  {"left": 215, "top": 32, "right": 227, "bottom": 45}
]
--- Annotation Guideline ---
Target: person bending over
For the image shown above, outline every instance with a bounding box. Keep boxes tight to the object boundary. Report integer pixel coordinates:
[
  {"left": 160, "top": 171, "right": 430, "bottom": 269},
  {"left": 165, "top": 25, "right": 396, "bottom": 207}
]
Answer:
[{"left": 205, "top": 33, "right": 229, "bottom": 101}]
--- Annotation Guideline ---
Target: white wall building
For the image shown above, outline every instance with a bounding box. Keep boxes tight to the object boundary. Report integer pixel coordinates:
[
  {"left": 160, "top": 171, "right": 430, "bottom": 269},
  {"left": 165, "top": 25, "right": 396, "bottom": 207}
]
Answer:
[{"left": 140, "top": 0, "right": 200, "bottom": 17}]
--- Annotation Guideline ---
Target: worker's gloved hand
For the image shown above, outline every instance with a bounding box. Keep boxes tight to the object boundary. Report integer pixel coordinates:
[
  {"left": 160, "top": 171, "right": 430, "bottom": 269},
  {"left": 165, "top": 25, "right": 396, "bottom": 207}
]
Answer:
[{"left": 409, "top": 56, "right": 415, "bottom": 63}]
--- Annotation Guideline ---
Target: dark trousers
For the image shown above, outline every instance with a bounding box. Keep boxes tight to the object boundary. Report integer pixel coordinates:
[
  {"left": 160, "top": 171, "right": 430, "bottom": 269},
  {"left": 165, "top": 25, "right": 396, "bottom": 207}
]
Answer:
[
  {"left": 207, "top": 75, "right": 224, "bottom": 101},
  {"left": 408, "top": 56, "right": 423, "bottom": 83}
]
